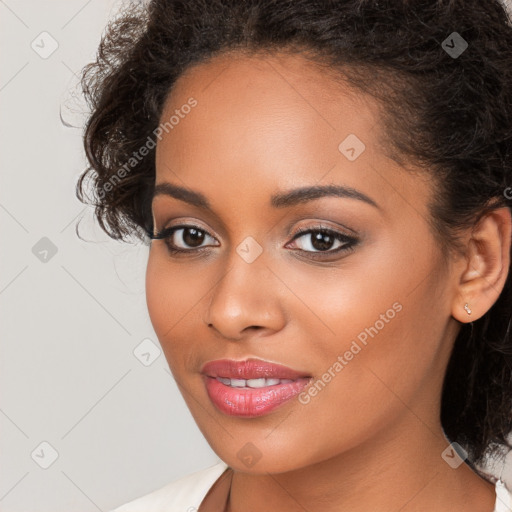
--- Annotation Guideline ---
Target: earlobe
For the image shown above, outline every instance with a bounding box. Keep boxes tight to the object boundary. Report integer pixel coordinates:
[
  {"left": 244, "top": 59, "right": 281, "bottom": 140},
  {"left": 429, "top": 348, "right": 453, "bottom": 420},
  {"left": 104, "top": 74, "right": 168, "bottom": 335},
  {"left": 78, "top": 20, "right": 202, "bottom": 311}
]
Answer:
[{"left": 451, "top": 206, "right": 511, "bottom": 323}]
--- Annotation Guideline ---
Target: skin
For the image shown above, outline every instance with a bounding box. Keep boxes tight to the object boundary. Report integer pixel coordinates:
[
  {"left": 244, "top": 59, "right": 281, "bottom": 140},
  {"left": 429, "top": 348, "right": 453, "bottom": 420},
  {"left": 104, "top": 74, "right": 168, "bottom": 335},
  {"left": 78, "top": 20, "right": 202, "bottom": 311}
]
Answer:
[{"left": 145, "top": 51, "right": 511, "bottom": 511}]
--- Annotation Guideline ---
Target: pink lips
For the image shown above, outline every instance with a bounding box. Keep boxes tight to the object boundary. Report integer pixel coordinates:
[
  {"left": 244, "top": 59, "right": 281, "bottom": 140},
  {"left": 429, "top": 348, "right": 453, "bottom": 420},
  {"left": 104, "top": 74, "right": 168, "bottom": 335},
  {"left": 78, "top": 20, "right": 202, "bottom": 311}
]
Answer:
[{"left": 201, "top": 358, "right": 311, "bottom": 417}]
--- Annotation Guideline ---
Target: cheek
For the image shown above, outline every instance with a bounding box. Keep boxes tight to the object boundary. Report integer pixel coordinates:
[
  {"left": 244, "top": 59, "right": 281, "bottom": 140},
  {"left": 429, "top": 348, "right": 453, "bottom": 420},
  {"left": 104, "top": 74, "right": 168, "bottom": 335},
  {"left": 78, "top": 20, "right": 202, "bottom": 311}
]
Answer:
[
  {"left": 145, "top": 250, "right": 173, "bottom": 336},
  {"left": 145, "top": 249, "right": 204, "bottom": 369}
]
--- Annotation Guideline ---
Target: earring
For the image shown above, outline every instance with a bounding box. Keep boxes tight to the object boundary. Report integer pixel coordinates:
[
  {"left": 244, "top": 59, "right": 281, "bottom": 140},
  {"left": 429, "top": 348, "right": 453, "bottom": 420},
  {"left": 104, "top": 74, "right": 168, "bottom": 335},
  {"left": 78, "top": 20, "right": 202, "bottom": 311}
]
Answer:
[{"left": 464, "top": 303, "right": 472, "bottom": 315}]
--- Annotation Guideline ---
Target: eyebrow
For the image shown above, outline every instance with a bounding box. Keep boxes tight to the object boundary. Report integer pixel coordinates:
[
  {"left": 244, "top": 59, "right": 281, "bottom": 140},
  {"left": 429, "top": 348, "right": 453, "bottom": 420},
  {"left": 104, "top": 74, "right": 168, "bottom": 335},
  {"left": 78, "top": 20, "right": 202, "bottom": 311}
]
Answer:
[{"left": 152, "top": 182, "right": 380, "bottom": 210}]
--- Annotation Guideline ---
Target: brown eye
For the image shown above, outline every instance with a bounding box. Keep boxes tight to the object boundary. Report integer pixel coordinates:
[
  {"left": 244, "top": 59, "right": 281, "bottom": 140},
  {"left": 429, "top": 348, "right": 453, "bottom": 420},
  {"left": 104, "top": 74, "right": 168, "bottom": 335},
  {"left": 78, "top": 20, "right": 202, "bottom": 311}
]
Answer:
[
  {"left": 180, "top": 227, "right": 206, "bottom": 248},
  {"left": 153, "top": 224, "right": 219, "bottom": 254},
  {"left": 288, "top": 228, "right": 357, "bottom": 254}
]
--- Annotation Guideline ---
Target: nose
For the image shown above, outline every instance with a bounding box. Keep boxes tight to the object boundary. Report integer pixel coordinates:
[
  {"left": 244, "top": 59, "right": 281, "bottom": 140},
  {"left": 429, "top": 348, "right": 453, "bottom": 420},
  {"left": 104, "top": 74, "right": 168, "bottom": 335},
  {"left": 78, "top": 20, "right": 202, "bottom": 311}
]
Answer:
[{"left": 203, "top": 252, "right": 287, "bottom": 341}]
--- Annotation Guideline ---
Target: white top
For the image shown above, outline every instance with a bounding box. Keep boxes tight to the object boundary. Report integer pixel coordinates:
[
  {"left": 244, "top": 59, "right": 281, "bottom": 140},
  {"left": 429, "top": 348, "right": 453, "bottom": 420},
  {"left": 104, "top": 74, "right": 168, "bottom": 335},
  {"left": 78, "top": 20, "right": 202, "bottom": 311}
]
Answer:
[{"left": 109, "top": 461, "right": 512, "bottom": 512}]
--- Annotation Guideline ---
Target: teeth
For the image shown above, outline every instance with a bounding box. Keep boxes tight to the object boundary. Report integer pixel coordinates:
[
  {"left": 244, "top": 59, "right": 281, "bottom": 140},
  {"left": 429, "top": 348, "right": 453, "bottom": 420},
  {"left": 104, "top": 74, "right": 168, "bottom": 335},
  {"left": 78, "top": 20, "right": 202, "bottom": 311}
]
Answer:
[
  {"left": 216, "top": 377, "right": 296, "bottom": 388},
  {"left": 246, "top": 378, "right": 266, "bottom": 388}
]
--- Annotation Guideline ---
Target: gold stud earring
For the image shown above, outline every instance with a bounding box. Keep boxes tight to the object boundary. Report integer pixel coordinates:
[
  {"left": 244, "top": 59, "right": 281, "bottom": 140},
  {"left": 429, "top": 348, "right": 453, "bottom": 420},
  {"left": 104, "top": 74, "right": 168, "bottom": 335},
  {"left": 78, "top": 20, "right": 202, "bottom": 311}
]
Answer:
[{"left": 464, "top": 303, "right": 472, "bottom": 315}]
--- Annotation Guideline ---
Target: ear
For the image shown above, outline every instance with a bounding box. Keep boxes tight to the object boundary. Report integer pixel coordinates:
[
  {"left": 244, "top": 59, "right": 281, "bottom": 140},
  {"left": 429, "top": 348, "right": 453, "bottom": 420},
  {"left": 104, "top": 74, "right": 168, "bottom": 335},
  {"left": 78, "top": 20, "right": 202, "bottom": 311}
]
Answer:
[{"left": 452, "top": 206, "right": 511, "bottom": 323}]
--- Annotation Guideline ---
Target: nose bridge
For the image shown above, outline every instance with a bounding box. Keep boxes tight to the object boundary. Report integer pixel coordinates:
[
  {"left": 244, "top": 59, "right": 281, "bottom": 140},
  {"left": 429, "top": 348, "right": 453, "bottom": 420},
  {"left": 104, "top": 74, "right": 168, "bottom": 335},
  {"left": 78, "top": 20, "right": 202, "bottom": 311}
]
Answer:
[{"left": 204, "top": 236, "right": 285, "bottom": 338}]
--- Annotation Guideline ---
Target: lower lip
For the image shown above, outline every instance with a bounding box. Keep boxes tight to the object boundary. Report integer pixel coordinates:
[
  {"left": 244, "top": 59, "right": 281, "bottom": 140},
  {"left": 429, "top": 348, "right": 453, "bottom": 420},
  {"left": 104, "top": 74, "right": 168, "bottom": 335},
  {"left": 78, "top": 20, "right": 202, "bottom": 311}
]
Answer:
[{"left": 204, "top": 376, "right": 311, "bottom": 417}]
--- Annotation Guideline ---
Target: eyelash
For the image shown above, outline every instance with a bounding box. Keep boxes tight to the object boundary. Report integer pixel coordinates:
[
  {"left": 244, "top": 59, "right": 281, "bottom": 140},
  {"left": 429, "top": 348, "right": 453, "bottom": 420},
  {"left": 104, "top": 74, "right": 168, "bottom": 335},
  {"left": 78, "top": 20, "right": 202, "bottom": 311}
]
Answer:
[{"left": 151, "top": 223, "right": 359, "bottom": 260}]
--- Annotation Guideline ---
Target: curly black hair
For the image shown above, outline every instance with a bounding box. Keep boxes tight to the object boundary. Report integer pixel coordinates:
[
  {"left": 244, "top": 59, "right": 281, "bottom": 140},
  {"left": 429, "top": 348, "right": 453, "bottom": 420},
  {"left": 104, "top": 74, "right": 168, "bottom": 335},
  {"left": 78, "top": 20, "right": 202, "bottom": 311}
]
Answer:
[{"left": 76, "top": 0, "right": 512, "bottom": 477}]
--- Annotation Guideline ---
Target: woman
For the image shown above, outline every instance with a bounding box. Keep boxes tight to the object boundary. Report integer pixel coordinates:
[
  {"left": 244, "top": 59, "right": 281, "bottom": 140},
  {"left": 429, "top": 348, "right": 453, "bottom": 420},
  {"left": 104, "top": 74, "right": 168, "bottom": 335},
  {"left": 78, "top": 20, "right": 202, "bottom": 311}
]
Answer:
[{"left": 77, "top": 0, "right": 512, "bottom": 510}]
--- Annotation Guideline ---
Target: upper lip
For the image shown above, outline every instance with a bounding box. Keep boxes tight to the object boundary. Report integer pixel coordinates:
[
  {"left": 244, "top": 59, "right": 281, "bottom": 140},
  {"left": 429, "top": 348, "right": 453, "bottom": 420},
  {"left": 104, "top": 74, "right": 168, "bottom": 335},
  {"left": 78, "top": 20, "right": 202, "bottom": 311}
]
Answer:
[{"left": 201, "top": 358, "right": 311, "bottom": 380}]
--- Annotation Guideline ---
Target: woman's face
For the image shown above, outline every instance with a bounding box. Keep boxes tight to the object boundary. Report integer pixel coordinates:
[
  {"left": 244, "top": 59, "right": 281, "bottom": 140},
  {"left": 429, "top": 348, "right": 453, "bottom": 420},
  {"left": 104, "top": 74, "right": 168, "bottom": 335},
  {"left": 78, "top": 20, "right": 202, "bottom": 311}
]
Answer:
[{"left": 146, "top": 51, "right": 460, "bottom": 473}]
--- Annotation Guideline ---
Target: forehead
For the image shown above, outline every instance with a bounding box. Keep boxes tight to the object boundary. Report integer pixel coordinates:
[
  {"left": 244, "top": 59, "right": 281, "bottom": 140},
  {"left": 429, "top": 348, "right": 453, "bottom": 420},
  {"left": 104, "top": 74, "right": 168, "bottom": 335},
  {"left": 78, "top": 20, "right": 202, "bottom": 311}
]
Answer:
[
  {"left": 158, "top": 51, "right": 381, "bottom": 143},
  {"left": 158, "top": 53, "right": 379, "bottom": 170},
  {"left": 153, "top": 51, "right": 431, "bottom": 223}
]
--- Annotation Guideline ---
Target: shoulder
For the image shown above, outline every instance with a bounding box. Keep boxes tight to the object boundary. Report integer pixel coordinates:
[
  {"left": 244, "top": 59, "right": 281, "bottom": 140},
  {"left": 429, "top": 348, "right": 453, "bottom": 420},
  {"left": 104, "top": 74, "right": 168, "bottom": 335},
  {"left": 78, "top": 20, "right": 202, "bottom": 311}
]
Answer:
[
  {"left": 108, "top": 460, "right": 230, "bottom": 512},
  {"left": 494, "top": 479, "right": 512, "bottom": 512}
]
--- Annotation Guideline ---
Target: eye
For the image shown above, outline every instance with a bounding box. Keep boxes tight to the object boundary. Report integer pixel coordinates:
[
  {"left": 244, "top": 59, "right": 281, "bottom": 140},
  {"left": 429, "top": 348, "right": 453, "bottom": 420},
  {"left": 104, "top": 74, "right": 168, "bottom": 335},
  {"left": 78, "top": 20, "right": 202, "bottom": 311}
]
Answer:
[
  {"left": 151, "top": 222, "right": 359, "bottom": 259},
  {"left": 151, "top": 224, "right": 219, "bottom": 254},
  {"left": 286, "top": 226, "right": 358, "bottom": 257}
]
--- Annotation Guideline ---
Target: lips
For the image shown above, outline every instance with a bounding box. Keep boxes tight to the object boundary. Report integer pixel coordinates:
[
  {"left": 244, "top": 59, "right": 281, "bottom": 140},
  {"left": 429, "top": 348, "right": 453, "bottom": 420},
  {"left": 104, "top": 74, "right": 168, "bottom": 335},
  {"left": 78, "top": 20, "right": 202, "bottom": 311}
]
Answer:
[
  {"left": 201, "top": 358, "right": 312, "bottom": 417},
  {"left": 201, "top": 358, "right": 310, "bottom": 380}
]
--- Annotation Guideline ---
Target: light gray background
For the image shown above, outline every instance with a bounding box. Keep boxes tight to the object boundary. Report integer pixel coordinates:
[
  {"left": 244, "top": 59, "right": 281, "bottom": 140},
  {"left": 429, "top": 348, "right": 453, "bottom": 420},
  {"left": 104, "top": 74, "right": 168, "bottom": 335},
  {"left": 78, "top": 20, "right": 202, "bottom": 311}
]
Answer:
[{"left": 1, "top": 1, "right": 511, "bottom": 511}]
